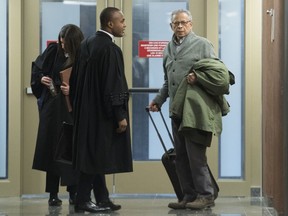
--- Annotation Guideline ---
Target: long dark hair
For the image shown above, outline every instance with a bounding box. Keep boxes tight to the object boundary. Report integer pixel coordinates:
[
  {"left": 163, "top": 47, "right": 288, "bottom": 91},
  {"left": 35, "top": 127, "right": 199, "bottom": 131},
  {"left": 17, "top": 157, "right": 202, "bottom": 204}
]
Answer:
[{"left": 58, "top": 24, "right": 84, "bottom": 67}]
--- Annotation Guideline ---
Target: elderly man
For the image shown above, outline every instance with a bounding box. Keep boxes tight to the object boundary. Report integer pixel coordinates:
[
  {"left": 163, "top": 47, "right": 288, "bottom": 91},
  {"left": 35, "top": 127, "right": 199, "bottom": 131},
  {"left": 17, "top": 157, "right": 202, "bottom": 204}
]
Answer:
[{"left": 149, "top": 9, "right": 229, "bottom": 210}]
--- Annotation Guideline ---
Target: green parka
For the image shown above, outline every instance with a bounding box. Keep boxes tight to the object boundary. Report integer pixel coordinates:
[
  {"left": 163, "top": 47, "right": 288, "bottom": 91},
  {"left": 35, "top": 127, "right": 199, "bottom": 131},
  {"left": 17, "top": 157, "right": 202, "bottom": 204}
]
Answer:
[{"left": 170, "top": 58, "right": 231, "bottom": 136}]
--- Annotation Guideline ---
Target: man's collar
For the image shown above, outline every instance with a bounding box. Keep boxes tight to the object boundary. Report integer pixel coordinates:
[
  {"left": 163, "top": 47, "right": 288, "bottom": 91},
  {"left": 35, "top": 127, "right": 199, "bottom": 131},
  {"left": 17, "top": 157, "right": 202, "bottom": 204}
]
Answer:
[
  {"left": 99, "top": 29, "right": 114, "bottom": 40},
  {"left": 173, "top": 35, "right": 186, "bottom": 45},
  {"left": 172, "top": 31, "right": 193, "bottom": 45}
]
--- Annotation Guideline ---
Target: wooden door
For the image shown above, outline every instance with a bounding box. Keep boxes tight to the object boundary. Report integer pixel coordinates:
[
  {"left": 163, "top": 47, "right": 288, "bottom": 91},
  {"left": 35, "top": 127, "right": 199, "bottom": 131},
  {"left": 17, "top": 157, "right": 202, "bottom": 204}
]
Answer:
[{"left": 262, "top": 0, "right": 285, "bottom": 214}]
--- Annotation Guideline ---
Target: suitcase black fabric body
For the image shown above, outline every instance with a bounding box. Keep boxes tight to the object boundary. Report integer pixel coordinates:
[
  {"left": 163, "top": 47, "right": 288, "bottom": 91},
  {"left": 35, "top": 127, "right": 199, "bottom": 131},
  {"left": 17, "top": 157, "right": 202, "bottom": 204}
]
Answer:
[
  {"left": 161, "top": 148, "right": 184, "bottom": 201},
  {"left": 146, "top": 107, "right": 219, "bottom": 201}
]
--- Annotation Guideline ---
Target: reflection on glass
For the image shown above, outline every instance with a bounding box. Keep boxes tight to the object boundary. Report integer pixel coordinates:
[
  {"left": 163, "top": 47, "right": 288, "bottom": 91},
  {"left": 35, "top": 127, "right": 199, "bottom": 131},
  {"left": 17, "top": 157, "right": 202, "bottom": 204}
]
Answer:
[
  {"left": 132, "top": 0, "right": 188, "bottom": 160},
  {"left": 41, "top": 0, "right": 96, "bottom": 51},
  {"left": 0, "top": 0, "right": 7, "bottom": 179},
  {"left": 219, "top": 0, "right": 244, "bottom": 178}
]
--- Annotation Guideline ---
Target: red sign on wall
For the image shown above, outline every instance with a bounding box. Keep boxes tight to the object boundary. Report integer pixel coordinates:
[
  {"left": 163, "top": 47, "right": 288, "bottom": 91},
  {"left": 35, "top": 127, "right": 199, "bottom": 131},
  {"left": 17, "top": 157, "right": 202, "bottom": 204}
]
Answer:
[{"left": 138, "top": 40, "right": 169, "bottom": 58}]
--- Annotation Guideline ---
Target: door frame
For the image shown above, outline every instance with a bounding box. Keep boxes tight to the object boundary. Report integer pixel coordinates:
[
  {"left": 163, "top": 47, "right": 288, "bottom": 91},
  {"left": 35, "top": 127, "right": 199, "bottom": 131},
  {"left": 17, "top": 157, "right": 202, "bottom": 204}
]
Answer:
[
  {"left": 0, "top": 0, "right": 22, "bottom": 197},
  {"left": 6, "top": 0, "right": 263, "bottom": 197}
]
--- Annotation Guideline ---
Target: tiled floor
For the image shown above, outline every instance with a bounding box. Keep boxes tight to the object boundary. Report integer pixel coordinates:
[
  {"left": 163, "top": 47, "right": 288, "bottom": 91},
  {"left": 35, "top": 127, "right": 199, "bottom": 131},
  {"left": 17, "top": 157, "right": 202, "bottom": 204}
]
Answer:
[{"left": 0, "top": 194, "right": 277, "bottom": 216}]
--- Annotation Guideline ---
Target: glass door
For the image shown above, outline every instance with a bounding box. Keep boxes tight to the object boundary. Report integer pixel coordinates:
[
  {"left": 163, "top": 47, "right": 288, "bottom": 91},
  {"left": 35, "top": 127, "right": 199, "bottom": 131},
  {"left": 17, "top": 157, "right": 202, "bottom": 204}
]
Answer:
[
  {"left": 21, "top": 0, "right": 262, "bottom": 197},
  {"left": 0, "top": 0, "right": 22, "bottom": 196}
]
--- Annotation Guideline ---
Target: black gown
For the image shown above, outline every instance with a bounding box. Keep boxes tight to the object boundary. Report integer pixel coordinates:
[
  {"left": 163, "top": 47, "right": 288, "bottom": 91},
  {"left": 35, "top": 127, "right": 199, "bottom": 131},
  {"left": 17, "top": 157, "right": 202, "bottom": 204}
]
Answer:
[
  {"left": 31, "top": 43, "right": 78, "bottom": 186},
  {"left": 70, "top": 31, "right": 133, "bottom": 175}
]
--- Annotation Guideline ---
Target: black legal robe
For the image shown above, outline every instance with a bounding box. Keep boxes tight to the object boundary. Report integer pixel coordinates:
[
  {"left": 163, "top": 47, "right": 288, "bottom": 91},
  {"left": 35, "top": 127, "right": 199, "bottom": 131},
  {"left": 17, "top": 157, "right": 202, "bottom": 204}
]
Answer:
[
  {"left": 71, "top": 31, "right": 133, "bottom": 175},
  {"left": 31, "top": 43, "right": 78, "bottom": 186}
]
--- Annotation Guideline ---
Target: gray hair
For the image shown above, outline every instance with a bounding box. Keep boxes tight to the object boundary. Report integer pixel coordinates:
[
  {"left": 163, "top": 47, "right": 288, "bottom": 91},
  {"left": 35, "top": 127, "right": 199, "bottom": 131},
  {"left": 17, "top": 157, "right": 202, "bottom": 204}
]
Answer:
[{"left": 170, "top": 9, "right": 193, "bottom": 22}]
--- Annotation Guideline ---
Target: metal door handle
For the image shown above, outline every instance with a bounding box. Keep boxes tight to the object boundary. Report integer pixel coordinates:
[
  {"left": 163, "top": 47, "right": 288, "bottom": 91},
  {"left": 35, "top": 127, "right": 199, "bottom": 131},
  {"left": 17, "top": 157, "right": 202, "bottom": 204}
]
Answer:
[{"left": 266, "top": 8, "right": 275, "bottom": 42}]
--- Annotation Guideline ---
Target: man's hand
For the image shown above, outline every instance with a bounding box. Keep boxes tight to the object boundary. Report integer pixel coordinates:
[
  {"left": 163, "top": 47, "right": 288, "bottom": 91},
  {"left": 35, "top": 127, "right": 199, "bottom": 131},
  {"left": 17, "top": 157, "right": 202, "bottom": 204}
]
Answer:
[
  {"left": 148, "top": 101, "right": 159, "bottom": 112},
  {"left": 187, "top": 72, "right": 197, "bottom": 85},
  {"left": 116, "top": 118, "right": 128, "bottom": 133}
]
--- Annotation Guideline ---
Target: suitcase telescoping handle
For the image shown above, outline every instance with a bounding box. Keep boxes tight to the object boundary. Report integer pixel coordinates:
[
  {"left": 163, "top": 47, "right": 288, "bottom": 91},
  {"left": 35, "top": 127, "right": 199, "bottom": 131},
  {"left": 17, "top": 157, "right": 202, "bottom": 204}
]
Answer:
[{"left": 145, "top": 106, "right": 174, "bottom": 154}]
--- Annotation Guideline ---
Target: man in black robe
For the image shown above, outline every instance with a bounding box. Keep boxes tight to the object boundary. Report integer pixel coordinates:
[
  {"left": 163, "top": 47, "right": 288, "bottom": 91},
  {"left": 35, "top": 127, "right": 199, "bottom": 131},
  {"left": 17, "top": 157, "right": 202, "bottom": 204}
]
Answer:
[{"left": 70, "top": 7, "right": 133, "bottom": 213}]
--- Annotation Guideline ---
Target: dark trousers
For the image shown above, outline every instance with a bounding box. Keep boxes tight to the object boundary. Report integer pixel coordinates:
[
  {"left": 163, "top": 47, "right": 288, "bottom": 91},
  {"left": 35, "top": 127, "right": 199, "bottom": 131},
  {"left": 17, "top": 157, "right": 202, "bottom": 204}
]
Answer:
[
  {"left": 93, "top": 174, "right": 109, "bottom": 203},
  {"left": 45, "top": 171, "right": 77, "bottom": 195},
  {"left": 172, "top": 120, "right": 213, "bottom": 201},
  {"left": 76, "top": 172, "right": 109, "bottom": 203},
  {"left": 45, "top": 171, "right": 60, "bottom": 193}
]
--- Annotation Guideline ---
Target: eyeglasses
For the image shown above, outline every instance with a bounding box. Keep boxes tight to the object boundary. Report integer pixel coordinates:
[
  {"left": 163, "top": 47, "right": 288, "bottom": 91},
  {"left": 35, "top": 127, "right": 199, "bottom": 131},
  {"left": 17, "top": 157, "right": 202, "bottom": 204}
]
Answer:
[{"left": 171, "top": 20, "right": 191, "bottom": 27}]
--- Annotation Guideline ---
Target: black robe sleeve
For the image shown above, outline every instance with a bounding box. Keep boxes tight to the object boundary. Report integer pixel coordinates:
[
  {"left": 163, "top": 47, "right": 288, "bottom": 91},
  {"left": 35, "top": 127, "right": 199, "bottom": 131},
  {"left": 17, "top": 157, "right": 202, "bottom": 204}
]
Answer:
[
  {"left": 101, "top": 44, "right": 129, "bottom": 122},
  {"left": 30, "top": 42, "right": 58, "bottom": 98},
  {"left": 69, "top": 38, "right": 90, "bottom": 111}
]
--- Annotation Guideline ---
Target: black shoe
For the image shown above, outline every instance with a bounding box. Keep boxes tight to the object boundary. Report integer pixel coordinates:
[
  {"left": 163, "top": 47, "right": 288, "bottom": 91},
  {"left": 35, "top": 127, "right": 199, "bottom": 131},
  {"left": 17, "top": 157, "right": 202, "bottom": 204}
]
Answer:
[
  {"left": 98, "top": 200, "right": 121, "bottom": 211},
  {"left": 48, "top": 198, "right": 62, "bottom": 206},
  {"left": 74, "top": 201, "right": 110, "bottom": 213}
]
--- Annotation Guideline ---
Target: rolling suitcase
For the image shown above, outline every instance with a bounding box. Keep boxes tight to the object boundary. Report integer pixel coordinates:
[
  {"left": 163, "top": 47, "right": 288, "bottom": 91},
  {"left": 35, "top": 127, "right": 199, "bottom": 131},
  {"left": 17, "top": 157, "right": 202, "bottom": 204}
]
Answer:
[{"left": 145, "top": 107, "right": 219, "bottom": 201}]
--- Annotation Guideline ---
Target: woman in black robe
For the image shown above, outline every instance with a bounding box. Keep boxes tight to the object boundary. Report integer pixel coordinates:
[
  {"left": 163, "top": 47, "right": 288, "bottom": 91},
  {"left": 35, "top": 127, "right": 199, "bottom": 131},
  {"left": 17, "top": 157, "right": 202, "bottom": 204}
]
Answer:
[{"left": 30, "top": 24, "right": 84, "bottom": 206}]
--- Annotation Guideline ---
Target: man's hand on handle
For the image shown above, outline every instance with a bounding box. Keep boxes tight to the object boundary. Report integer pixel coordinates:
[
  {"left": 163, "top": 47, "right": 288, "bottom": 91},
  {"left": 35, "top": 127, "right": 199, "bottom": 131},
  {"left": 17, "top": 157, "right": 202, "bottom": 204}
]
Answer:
[{"left": 148, "top": 101, "right": 159, "bottom": 112}]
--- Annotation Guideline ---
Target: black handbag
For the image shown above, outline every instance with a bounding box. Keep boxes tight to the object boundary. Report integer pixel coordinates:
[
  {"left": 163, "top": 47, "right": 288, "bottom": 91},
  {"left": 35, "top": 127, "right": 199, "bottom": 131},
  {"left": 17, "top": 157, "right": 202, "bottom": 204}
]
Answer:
[{"left": 54, "top": 122, "right": 73, "bottom": 165}]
